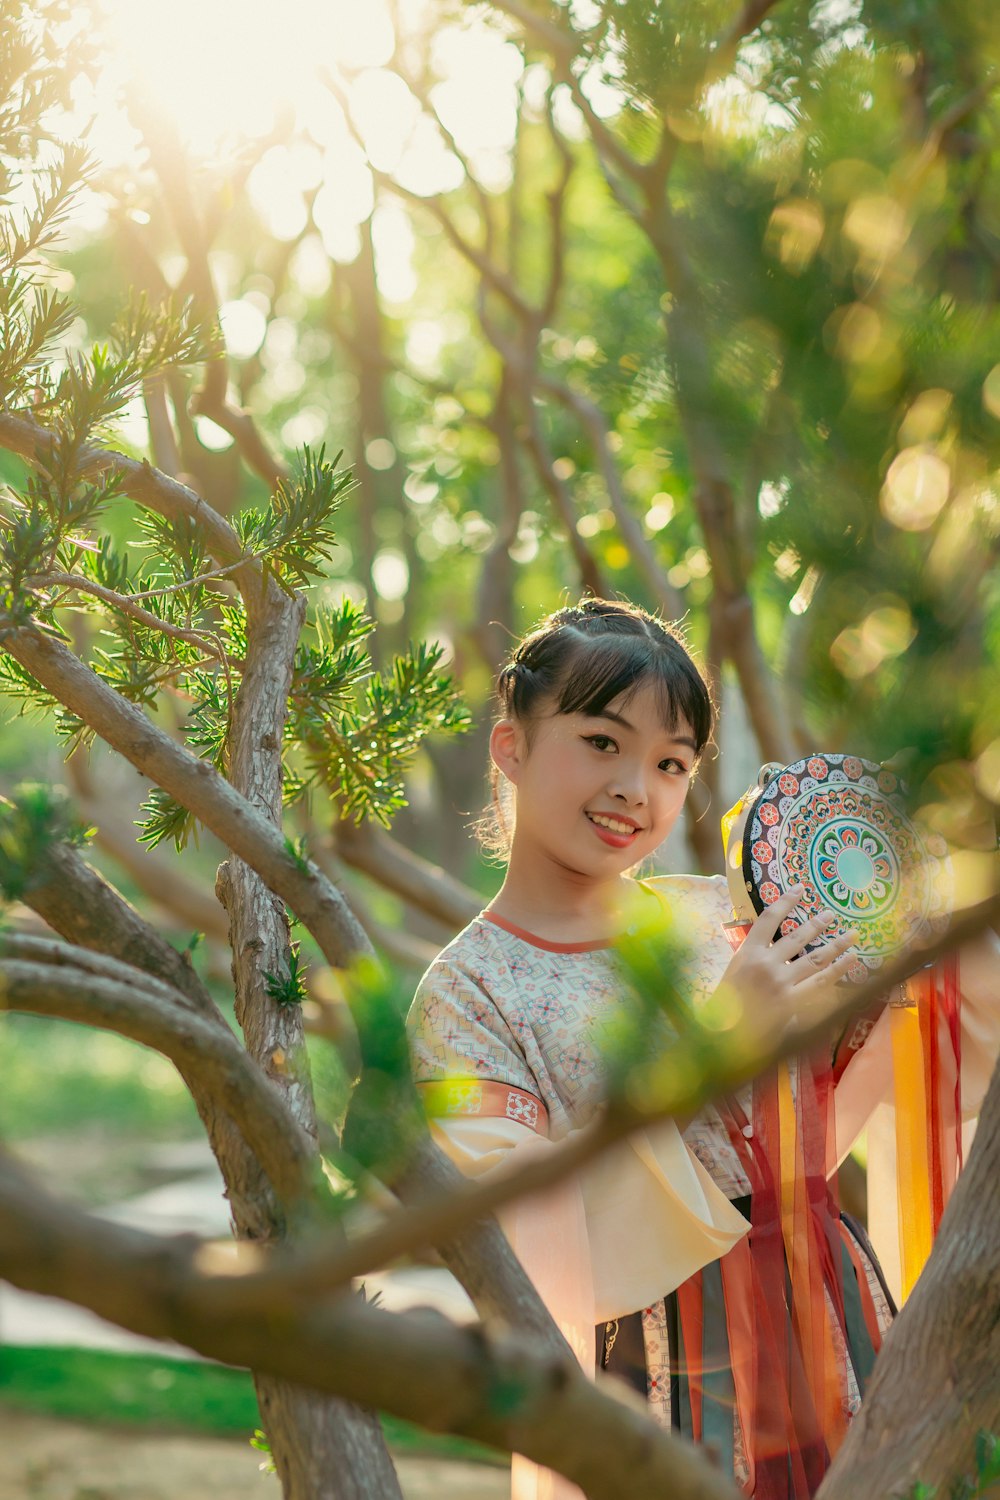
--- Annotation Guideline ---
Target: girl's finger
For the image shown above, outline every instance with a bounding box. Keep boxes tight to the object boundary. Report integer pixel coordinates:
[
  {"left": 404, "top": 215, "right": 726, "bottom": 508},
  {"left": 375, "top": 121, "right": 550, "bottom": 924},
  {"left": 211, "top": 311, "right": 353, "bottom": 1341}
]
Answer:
[
  {"left": 771, "top": 907, "right": 840, "bottom": 961},
  {"left": 788, "top": 929, "right": 858, "bottom": 978},
  {"left": 751, "top": 885, "right": 807, "bottom": 943},
  {"left": 792, "top": 945, "right": 859, "bottom": 995}
]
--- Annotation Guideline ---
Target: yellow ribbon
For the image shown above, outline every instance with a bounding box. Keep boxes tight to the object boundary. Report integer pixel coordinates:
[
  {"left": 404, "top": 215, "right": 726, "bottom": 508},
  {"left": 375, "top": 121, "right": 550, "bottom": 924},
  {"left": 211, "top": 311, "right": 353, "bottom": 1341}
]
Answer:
[{"left": 889, "top": 995, "right": 933, "bottom": 1301}]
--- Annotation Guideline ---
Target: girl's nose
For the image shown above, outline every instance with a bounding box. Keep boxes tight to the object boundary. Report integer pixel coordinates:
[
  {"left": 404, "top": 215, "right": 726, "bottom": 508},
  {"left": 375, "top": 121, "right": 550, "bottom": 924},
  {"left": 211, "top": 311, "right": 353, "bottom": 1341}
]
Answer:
[{"left": 610, "top": 769, "right": 648, "bottom": 806}]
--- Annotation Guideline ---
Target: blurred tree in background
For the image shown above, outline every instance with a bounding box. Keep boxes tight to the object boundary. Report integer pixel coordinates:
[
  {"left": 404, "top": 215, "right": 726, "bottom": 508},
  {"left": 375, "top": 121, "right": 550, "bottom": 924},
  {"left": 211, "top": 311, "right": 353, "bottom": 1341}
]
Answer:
[
  {"left": 1, "top": 1, "right": 999, "bottom": 1498},
  {"left": 7, "top": 0, "right": 994, "bottom": 901}
]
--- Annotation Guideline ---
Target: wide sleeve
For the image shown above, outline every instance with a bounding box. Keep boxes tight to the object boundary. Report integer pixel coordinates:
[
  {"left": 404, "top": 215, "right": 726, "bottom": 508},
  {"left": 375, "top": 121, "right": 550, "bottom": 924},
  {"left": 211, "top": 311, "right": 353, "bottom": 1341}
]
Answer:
[
  {"left": 408, "top": 955, "right": 539, "bottom": 1095},
  {"left": 410, "top": 944, "right": 748, "bottom": 1303}
]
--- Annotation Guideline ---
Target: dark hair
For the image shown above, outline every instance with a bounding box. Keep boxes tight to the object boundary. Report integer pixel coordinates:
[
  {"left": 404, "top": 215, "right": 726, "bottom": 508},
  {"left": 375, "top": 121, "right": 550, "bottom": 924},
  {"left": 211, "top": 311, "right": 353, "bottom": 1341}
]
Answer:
[
  {"left": 497, "top": 597, "right": 714, "bottom": 749},
  {"left": 482, "top": 597, "right": 714, "bottom": 856}
]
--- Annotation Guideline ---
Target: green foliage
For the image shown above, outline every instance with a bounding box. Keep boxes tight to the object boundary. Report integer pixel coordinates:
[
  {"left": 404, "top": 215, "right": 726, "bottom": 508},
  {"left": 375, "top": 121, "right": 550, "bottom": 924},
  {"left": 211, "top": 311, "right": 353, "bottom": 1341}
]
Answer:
[
  {"left": 183, "top": 666, "right": 234, "bottom": 769},
  {"left": 136, "top": 787, "right": 195, "bottom": 852},
  {"left": 288, "top": 596, "right": 373, "bottom": 722},
  {"left": 234, "top": 445, "right": 354, "bottom": 592},
  {"left": 605, "top": 0, "right": 744, "bottom": 110},
  {"left": 300, "top": 635, "right": 471, "bottom": 827},
  {"left": 0, "top": 781, "right": 88, "bottom": 903},
  {"left": 597, "top": 901, "right": 738, "bottom": 1116},
  {"left": 283, "top": 833, "right": 311, "bottom": 873},
  {"left": 0, "top": 272, "right": 77, "bottom": 406},
  {"left": 131, "top": 510, "right": 212, "bottom": 594},
  {"left": 339, "top": 958, "right": 426, "bottom": 1181},
  {"left": 250, "top": 1428, "right": 277, "bottom": 1473},
  {"left": 263, "top": 941, "right": 308, "bottom": 1007},
  {"left": 902, "top": 1431, "right": 1000, "bottom": 1499}
]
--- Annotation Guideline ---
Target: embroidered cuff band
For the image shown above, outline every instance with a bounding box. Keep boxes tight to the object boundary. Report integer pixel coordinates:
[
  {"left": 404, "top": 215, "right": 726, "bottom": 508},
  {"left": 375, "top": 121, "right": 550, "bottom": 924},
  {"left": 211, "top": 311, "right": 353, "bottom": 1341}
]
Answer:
[{"left": 417, "top": 1079, "right": 549, "bottom": 1137}]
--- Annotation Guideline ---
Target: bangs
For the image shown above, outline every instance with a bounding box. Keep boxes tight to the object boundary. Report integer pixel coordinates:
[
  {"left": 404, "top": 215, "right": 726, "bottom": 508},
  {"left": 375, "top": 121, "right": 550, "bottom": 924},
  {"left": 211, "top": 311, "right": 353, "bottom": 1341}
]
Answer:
[{"left": 555, "top": 636, "right": 713, "bottom": 752}]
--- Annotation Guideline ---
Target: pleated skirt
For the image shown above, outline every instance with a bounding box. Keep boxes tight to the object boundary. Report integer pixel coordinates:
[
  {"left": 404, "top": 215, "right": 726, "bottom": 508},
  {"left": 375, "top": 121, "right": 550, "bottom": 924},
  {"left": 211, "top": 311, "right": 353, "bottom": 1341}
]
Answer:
[{"left": 597, "top": 1196, "right": 895, "bottom": 1499}]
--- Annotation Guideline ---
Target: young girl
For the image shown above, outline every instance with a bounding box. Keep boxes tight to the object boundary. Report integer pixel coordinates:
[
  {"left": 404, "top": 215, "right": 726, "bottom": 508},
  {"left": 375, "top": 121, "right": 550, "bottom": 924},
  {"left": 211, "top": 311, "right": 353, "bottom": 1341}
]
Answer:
[{"left": 406, "top": 597, "right": 999, "bottom": 1500}]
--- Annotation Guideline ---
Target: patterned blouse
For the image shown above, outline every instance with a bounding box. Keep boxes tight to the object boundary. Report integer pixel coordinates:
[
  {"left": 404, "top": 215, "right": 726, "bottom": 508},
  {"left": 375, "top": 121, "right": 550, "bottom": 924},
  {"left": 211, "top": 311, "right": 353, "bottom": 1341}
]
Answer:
[{"left": 407, "top": 873, "right": 754, "bottom": 1199}]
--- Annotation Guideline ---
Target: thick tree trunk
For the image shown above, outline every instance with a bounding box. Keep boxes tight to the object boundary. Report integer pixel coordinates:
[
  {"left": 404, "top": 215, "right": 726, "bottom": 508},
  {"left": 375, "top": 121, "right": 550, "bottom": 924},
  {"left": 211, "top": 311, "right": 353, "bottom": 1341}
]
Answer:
[
  {"left": 217, "top": 579, "right": 403, "bottom": 1500},
  {"left": 817, "top": 1053, "right": 1000, "bottom": 1500}
]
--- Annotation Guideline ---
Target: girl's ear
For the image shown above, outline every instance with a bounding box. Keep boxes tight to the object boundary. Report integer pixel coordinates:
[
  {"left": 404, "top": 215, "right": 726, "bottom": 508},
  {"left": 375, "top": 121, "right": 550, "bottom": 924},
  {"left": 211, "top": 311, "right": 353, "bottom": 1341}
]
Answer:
[{"left": 489, "top": 717, "right": 524, "bottom": 783}]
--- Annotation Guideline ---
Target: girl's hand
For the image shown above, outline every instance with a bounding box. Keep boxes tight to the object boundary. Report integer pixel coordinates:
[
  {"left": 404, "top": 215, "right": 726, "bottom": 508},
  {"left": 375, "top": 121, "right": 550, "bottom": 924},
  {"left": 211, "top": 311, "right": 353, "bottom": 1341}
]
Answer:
[{"left": 719, "top": 885, "right": 858, "bottom": 1033}]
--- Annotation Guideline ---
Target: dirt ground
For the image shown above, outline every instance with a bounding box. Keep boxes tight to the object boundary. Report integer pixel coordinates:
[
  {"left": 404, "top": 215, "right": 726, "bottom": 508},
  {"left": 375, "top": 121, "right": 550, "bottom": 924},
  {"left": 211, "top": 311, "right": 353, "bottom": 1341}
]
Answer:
[{"left": 0, "top": 1413, "right": 510, "bottom": 1500}]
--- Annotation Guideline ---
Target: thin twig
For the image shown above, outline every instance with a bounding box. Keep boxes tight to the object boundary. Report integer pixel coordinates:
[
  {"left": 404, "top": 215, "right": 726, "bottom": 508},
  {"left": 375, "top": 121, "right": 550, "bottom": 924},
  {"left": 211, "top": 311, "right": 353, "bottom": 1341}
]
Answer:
[{"left": 30, "top": 572, "right": 233, "bottom": 664}]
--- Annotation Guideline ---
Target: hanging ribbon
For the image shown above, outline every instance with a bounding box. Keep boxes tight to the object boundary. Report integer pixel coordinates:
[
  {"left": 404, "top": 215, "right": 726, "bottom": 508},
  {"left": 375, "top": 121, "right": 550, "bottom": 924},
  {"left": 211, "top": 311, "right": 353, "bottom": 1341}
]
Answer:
[{"left": 890, "top": 958, "right": 963, "bottom": 1301}]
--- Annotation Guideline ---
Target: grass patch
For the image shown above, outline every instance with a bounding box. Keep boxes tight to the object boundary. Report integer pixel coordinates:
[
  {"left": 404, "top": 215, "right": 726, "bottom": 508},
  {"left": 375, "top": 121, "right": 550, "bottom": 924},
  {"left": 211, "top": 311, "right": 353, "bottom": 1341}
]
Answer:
[
  {"left": 0, "top": 1346, "right": 257, "bottom": 1435},
  {"left": 0, "top": 1012, "right": 201, "bottom": 1141},
  {"left": 0, "top": 1346, "right": 505, "bottom": 1468}
]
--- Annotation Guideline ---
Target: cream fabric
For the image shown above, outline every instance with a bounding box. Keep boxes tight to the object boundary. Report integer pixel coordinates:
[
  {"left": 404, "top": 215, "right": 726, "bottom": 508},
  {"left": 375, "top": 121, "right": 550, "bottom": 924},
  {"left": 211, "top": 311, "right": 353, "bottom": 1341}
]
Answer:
[
  {"left": 434, "top": 1113, "right": 749, "bottom": 1320},
  {"left": 432, "top": 1113, "right": 747, "bottom": 1500}
]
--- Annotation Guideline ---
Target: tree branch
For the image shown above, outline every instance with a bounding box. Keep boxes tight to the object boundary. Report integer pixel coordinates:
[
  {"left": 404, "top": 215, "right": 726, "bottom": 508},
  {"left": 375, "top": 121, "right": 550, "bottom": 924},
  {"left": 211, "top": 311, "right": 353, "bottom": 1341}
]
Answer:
[
  {"left": 0, "top": 953, "right": 315, "bottom": 1209},
  {"left": 63, "top": 790, "right": 231, "bottom": 947},
  {"left": 315, "top": 857, "right": 444, "bottom": 972},
  {"left": 189, "top": 388, "right": 288, "bottom": 493},
  {"left": 538, "top": 86, "right": 575, "bottom": 326},
  {"left": 486, "top": 0, "right": 579, "bottom": 62},
  {"left": 0, "top": 619, "right": 375, "bottom": 976},
  {"left": 0, "top": 1146, "right": 740, "bottom": 1500},
  {"left": 395, "top": 59, "right": 499, "bottom": 263},
  {"left": 142, "top": 374, "right": 183, "bottom": 477},
  {"left": 702, "top": 0, "right": 784, "bottom": 94},
  {"left": 30, "top": 572, "right": 232, "bottom": 665},
  {"left": 2, "top": 523, "right": 578, "bottom": 1370},
  {"left": 640, "top": 195, "right": 795, "bottom": 760},
  {"left": 0, "top": 812, "right": 221, "bottom": 1013},
  {"left": 523, "top": 397, "right": 606, "bottom": 597},
  {"left": 174, "top": 893, "right": 1000, "bottom": 1315},
  {"left": 333, "top": 818, "right": 481, "bottom": 932},
  {"left": 373, "top": 167, "right": 534, "bottom": 321},
  {"left": 535, "top": 372, "right": 686, "bottom": 617},
  {"left": 0, "top": 411, "right": 259, "bottom": 596},
  {"left": 0, "top": 815, "right": 295, "bottom": 1237},
  {"left": 195, "top": 513, "right": 403, "bottom": 1493}
]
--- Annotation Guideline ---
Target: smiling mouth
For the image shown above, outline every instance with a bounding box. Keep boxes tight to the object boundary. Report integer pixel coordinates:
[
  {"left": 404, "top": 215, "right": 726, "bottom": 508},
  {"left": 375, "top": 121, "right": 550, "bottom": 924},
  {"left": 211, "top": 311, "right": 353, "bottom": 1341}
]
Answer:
[{"left": 586, "top": 812, "right": 642, "bottom": 836}]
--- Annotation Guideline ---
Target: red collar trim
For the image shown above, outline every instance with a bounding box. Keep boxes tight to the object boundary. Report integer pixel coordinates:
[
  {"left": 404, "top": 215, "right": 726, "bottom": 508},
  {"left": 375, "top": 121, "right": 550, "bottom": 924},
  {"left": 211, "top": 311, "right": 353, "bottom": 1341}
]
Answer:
[{"left": 480, "top": 910, "right": 613, "bottom": 953}]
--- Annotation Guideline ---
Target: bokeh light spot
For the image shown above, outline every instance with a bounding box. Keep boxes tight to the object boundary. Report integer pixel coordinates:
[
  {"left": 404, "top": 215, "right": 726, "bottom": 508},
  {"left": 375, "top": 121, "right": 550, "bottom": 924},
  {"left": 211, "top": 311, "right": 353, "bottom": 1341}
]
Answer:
[
  {"left": 982, "top": 364, "right": 1000, "bottom": 420},
  {"left": 880, "top": 447, "right": 950, "bottom": 530}
]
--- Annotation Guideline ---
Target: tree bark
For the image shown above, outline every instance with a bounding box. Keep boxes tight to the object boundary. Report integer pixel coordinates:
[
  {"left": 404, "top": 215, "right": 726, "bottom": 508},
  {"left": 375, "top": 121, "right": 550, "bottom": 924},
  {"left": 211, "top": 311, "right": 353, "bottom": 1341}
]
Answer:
[
  {"left": 816, "top": 1051, "right": 1000, "bottom": 1500},
  {"left": 333, "top": 820, "right": 480, "bottom": 932},
  {"left": 1, "top": 836, "right": 299, "bottom": 1236},
  {"left": 215, "top": 577, "right": 404, "bottom": 1499},
  {"left": 0, "top": 1145, "right": 740, "bottom": 1500},
  {"left": 0, "top": 615, "right": 610, "bottom": 1360}
]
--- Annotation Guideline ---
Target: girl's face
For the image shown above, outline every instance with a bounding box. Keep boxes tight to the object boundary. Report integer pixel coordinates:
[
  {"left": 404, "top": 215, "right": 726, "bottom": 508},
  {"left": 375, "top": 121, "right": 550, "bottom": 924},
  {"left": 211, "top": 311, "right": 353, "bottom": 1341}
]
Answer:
[{"left": 491, "top": 677, "right": 696, "bottom": 885}]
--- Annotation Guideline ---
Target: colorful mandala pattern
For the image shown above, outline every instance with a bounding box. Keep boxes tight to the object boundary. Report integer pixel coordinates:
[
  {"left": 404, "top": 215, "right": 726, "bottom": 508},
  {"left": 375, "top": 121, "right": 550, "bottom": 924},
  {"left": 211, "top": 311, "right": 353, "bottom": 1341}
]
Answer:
[{"left": 742, "top": 753, "right": 949, "bottom": 978}]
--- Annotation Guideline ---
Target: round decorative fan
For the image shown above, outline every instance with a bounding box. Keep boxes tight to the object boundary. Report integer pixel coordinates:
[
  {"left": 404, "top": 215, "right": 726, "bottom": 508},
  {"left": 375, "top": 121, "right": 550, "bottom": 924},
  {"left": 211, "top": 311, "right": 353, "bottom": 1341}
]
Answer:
[{"left": 741, "top": 753, "right": 950, "bottom": 982}]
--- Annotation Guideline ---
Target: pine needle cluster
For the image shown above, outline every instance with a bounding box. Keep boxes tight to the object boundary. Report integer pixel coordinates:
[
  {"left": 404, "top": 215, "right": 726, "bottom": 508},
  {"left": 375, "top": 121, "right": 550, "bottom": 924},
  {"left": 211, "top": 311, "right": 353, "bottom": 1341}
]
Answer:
[{"left": 0, "top": 0, "right": 469, "bottom": 853}]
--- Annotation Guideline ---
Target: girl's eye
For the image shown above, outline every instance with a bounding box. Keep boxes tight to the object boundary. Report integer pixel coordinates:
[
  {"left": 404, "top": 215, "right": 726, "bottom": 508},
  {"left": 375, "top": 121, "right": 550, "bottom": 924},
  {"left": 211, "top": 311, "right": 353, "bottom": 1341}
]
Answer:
[
  {"left": 585, "top": 734, "right": 617, "bottom": 753},
  {"left": 660, "top": 758, "right": 691, "bottom": 775}
]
